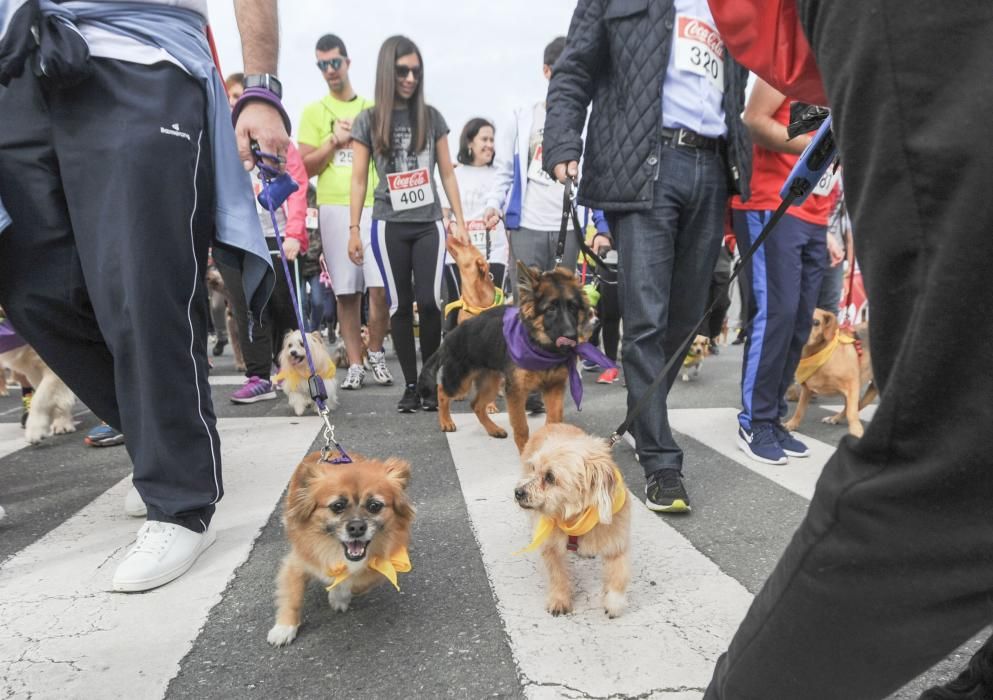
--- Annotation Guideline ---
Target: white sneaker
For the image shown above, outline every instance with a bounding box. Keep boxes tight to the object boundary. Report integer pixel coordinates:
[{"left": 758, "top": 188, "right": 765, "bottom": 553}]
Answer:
[
  {"left": 340, "top": 364, "right": 365, "bottom": 390},
  {"left": 124, "top": 485, "right": 147, "bottom": 518},
  {"left": 367, "top": 349, "right": 394, "bottom": 385},
  {"left": 112, "top": 521, "right": 216, "bottom": 592}
]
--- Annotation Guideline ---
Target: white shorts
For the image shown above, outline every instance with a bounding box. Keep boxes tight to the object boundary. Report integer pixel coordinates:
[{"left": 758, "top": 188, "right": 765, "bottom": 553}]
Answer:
[{"left": 319, "top": 205, "right": 383, "bottom": 295}]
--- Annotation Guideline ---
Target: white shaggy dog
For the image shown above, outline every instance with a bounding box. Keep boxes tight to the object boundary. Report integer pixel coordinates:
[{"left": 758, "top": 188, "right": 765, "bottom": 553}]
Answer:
[
  {"left": 275, "top": 330, "right": 338, "bottom": 416},
  {"left": 0, "top": 344, "right": 76, "bottom": 444}
]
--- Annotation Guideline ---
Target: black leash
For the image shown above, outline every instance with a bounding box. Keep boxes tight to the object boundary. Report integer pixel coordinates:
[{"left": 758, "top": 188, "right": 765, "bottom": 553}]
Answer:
[{"left": 555, "top": 181, "right": 616, "bottom": 285}]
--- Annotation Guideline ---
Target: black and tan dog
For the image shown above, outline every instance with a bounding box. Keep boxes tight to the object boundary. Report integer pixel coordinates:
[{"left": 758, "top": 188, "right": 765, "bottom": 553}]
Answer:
[{"left": 418, "top": 262, "right": 595, "bottom": 452}]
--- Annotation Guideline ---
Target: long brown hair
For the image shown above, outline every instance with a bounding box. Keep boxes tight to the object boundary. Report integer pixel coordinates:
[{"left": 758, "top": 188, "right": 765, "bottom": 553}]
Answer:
[{"left": 372, "top": 35, "right": 429, "bottom": 157}]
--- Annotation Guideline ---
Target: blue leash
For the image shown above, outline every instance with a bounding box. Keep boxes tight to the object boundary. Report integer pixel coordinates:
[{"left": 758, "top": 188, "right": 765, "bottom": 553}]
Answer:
[{"left": 254, "top": 147, "right": 351, "bottom": 464}]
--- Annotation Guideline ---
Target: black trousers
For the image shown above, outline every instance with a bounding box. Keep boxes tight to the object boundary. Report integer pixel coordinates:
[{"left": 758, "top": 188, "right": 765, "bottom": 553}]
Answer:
[
  {"left": 0, "top": 59, "right": 220, "bottom": 533},
  {"left": 706, "top": 2, "right": 993, "bottom": 698}
]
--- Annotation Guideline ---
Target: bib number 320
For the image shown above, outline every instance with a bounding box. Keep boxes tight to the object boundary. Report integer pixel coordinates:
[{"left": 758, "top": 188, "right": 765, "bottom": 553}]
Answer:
[
  {"left": 673, "top": 15, "right": 725, "bottom": 94},
  {"left": 387, "top": 167, "right": 435, "bottom": 211}
]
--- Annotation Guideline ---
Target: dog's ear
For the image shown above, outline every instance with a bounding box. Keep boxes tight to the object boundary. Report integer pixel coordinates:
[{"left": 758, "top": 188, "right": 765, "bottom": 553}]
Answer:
[
  {"left": 821, "top": 311, "right": 838, "bottom": 342},
  {"left": 586, "top": 446, "right": 618, "bottom": 525},
  {"left": 516, "top": 261, "right": 541, "bottom": 301},
  {"left": 309, "top": 330, "right": 323, "bottom": 347},
  {"left": 383, "top": 457, "right": 411, "bottom": 490},
  {"left": 285, "top": 456, "right": 322, "bottom": 524}
]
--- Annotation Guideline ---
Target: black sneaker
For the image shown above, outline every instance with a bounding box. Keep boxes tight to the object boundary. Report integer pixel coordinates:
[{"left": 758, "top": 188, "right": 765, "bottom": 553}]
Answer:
[
  {"left": 397, "top": 385, "right": 420, "bottom": 413},
  {"left": 421, "top": 392, "right": 438, "bottom": 412},
  {"left": 212, "top": 338, "right": 227, "bottom": 356},
  {"left": 525, "top": 392, "right": 545, "bottom": 415},
  {"left": 645, "top": 469, "right": 691, "bottom": 513}
]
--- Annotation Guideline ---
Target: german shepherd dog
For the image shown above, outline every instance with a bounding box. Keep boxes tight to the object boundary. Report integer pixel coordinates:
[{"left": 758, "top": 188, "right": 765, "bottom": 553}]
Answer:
[{"left": 418, "top": 262, "right": 593, "bottom": 452}]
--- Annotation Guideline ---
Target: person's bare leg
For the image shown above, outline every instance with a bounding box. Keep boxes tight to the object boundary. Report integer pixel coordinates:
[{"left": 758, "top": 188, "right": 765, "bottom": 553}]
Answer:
[
  {"left": 336, "top": 293, "right": 363, "bottom": 366},
  {"left": 367, "top": 287, "right": 389, "bottom": 352}
]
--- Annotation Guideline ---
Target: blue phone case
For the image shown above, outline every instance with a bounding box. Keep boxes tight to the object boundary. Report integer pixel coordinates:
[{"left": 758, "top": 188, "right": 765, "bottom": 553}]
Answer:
[{"left": 780, "top": 115, "right": 838, "bottom": 206}]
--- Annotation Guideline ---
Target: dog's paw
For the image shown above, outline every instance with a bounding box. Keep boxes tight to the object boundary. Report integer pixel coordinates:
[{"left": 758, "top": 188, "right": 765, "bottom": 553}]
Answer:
[
  {"left": 266, "top": 624, "right": 299, "bottom": 646},
  {"left": 327, "top": 587, "right": 352, "bottom": 613},
  {"left": 235, "top": 362, "right": 247, "bottom": 373},
  {"left": 783, "top": 420, "right": 800, "bottom": 432},
  {"left": 820, "top": 415, "right": 841, "bottom": 425},
  {"left": 440, "top": 418, "right": 457, "bottom": 432},
  {"left": 603, "top": 591, "right": 627, "bottom": 619},
  {"left": 24, "top": 424, "right": 51, "bottom": 445},
  {"left": 486, "top": 426, "right": 508, "bottom": 439},
  {"left": 485, "top": 402, "right": 499, "bottom": 415},
  {"left": 51, "top": 418, "right": 76, "bottom": 435},
  {"left": 546, "top": 597, "right": 573, "bottom": 617},
  {"left": 681, "top": 373, "right": 690, "bottom": 382}
]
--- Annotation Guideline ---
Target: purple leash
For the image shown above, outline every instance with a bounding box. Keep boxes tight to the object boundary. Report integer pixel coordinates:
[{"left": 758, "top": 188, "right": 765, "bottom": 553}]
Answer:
[{"left": 255, "top": 148, "right": 351, "bottom": 464}]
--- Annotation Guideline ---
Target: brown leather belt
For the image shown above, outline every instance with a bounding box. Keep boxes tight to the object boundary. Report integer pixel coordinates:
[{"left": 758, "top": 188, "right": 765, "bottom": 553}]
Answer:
[{"left": 661, "top": 127, "right": 724, "bottom": 153}]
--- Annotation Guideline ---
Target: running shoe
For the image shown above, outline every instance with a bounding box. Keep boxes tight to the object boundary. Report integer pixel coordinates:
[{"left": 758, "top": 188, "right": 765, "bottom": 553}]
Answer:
[
  {"left": 421, "top": 392, "right": 438, "bottom": 412},
  {"left": 212, "top": 337, "right": 227, "bottom": 357},
  {"left": 772, "top": 423, "right": 810, "bottom": 458},
  {"left": 597, "top": 367, "right": 620, "bottom": 384},
  {"left": 737, "top": 423, "right": 788, "bottom": 465},
  {"left": 367, "top": 350, "right": 394, "bottom": 386},
  {"left": 397, "top": 385, "right": 420, "bottom": 413},
  {"left": 85, "top": 422, "right": 125, "bottom": 447},
  {"left": 525, "top": 392, "right": 545, "bottom": 415},
  {"left": 20, "top": 392, "right": 31, "bottom": 429},
  {"left": 340, "top": 364, "right": 366, "bottom": 390},
  {"left": 581, "top": 359, "right": 600, "bottom": 373},
  {"left": 645, "top": 469, "right": 691, "bottom": 513},
  {"left": 229, "top": 376, "right": 277, "bottom": 404}
]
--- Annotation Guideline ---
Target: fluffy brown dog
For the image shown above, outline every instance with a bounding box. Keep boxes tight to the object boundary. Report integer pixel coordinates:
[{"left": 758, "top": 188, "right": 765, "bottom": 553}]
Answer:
[
  {"left": 204, "top": 267, "right": 246, "bottom": 372},
  {"left": 267, "top": 453, "right": 415, "bottom": 646},
  {"left": 784, "top": 309, "right": 877, "bottom": 437},
  {"left": 680, "top": 334, "right": 710, "bottom": 382},
  {"left": 445, "top": 235, "right": 503, "bottom": 325},
  {"left": 515, "top": 423, "right": 631, "bottom": 618}
]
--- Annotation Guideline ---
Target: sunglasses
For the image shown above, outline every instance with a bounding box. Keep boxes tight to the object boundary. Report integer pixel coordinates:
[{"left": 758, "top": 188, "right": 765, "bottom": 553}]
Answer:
[
  {"left": 316, "top": 58, "right": 345, "bottom": 72},
  {"left": 395, "top": 65, "right": 422, "bottom": 80}
]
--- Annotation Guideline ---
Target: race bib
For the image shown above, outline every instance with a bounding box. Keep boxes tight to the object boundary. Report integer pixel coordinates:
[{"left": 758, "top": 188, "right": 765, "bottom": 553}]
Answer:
[
  {"left": 387, "top": 168, "right": 435, "bottom": 211},
  {"left": 334, "top": 148, "right": 354, "bottom": 167},
  {"left": 467, "top": 220, "right": 488, "bottom": 253},
  {"left": 527, "top": 144, "right": 554, "bottom": 184},
  {"left": 306, "top": 207, "right": 319, "bottom": 229},
  {"left": 812, "top": 166, "right": 841, "bottom": 197},
  {"left": 674, "top": 15, "right": 725, "bottom": 93}
]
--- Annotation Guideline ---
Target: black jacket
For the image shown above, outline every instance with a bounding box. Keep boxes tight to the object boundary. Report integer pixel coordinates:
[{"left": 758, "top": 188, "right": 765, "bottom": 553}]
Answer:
[{"left": 542, "top": 0, "right": 751, "bottom": 212}]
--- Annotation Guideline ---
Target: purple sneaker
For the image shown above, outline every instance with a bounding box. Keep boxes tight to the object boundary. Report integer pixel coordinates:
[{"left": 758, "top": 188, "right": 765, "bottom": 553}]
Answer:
[{"left": 230, "top": 376, "right": 277, "bottom": 404}]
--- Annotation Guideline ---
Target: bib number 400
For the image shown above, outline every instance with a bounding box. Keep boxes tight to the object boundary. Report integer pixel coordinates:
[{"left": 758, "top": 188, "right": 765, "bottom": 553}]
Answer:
[{"left": 398, "top": 189, "right": 426, "bottom": 205}]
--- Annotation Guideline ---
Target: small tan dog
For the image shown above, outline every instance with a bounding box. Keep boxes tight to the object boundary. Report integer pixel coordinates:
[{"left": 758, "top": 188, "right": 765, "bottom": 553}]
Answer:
[
  {"left": 515, "top": 423, "right": 630, "bottom": 618},
  {"left": 267, "top": 452, "right": 414, "bottom": 646},
  {"left": 205, "top": 267, "right": 246, "bottom": 372},
  {"left": 680, "top": 335, "right": 710, "bottom": 382},
  {"left": 0, "top": 337, "right": 76, "bottom": 444},
  {"left": 332, "top": 325, "right": 371, "bottom": 370},
  {"left": 784, "top": 309, "right": 877, "bottom": 437},
  {"left": 275, "top": 330, "right": 337, "bottom": 416}
]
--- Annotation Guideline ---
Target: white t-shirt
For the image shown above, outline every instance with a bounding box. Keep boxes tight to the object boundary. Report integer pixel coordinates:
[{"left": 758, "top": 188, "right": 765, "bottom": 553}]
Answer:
[
  {"left": 520, "top": 102, "right": 566, "bottom": 232},
  {"left": 440, "top": 164, "right": 510, "bottom": 266}
]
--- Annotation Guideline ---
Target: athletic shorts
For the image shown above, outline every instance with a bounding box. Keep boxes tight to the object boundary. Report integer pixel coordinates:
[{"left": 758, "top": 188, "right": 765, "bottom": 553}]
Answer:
[{"left": 319, "top": 205, "right": 382, "bottom": 295}]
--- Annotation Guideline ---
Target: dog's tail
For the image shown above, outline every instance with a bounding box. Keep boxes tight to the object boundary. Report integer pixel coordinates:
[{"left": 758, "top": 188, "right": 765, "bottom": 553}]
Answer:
[{"left": 417, "top": 346, "right": 445, "bottom": 401}]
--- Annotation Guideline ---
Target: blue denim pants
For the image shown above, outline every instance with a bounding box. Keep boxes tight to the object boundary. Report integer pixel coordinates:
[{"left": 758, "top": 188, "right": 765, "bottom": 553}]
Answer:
[{"left": 608, "top": 144, "right": 728, "bottom": 478}]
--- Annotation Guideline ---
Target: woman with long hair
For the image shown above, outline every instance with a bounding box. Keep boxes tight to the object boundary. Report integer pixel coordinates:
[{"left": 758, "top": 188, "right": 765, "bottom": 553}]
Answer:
[
  {"left": 350, "top": 35, "right": 467, "bottom": 413},
  {"left": 440, "top": 118, "right": 510, "bottom": 329}
]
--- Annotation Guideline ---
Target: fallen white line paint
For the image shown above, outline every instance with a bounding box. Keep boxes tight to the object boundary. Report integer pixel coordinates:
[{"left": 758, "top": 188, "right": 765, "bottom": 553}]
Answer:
[
  {"left": 446, "top": 413, "right": 752, "bottom": 700},
  {"left": 0, "top": 416, "right": 320, "bottom": 700},
  {"left": 656, "top": 407, "right": 834, "bottom": 500}
]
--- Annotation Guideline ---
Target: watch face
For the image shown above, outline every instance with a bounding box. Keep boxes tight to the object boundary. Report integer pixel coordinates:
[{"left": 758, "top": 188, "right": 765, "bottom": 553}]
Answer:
[{"left": 247, "top": 74, "right": 282, "bottom": 98}]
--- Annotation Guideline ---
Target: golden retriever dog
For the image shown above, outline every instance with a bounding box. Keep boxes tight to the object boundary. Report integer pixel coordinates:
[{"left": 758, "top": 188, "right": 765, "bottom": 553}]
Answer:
[
  {"left": 275, "top": 330, "right": 337, "bottom": 416},
  {"left": 784, "top": 309, "right": 877, "bottom": 437},
  {"left": 204, "top": 266, "right": 246, "bottom": 372},
  {"left": 680, "top": 334, "right": 710, "bottom": 382},
  {"left": 267, "top": 452, "right": 415, "bottom": 646},
  {"left": 515, "top": 423, "right": 630, "bottom": 618},
  {"left": 0, "top": 333, "right": 76, "bottom": 444}
]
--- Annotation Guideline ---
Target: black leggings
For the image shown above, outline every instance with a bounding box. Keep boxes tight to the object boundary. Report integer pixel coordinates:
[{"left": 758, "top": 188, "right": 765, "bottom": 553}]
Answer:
[{"left": 372, "top": 220, "right": 446, "bottom": 385}]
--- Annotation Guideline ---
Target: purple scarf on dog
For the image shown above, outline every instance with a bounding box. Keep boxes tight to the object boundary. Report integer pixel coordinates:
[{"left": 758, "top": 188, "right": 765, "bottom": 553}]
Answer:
[
  {"left": 0, "top": 318, "right": 27, "bottom": 354},
  {"left": 502, "top": 306, "right": 614, "bottom": 410}
]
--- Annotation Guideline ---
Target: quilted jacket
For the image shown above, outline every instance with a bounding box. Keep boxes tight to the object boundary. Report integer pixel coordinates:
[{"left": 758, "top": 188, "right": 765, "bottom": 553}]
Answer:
[{"left": 542, "top": 0, "right": 752, "bottom": 212}]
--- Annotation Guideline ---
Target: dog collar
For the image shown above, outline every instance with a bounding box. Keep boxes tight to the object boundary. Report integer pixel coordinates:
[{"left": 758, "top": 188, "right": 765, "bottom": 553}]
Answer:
[
  {"left": 795, "top": 333, "right": 856, "bottom": 384},
  {"left": 326, "top": 546, "right": 412, "bottom": 592},
  {"left": 444, "top": 288, "right": 504, "bottom": 318},
  {"left": 516, "top": 468, "right": 627, "bottom": 554}
]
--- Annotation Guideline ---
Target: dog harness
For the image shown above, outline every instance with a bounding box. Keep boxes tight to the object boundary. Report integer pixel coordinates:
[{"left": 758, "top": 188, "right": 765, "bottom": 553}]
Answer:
[
  {"left": 794, "top": 332, "right": 857, "bottom": 384},
  {"left": 516, "top": 468, "right": 627, "bottom": 554},
  {"left": 502, "top": 307, "right": 614, "bottom": 410},
  {"left": 443, "top": 287, "right": 504, "bottom": 319},
  {"left": 325, "top": 547, "right": 412, "bottom": 592}
]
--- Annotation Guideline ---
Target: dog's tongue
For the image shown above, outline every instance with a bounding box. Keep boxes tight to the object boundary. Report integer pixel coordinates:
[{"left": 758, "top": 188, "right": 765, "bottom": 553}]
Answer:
[
  {"left": 346, "top": 540, "right": 366, "bottom": 558},
  {"left": 556, "top": 336, "right": 577, "bottom": 348}
]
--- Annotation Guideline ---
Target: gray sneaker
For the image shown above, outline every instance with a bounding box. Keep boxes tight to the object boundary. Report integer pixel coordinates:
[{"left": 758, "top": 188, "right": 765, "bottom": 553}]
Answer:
[
  {"left": 340, "top": 364, "right": 365, "bottom": 390},
  {"left": 367, "top": 349, "right": 394, "bottom": 385}
]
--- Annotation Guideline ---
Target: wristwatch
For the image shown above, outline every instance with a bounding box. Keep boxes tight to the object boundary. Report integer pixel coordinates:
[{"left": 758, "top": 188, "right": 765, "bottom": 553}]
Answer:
[{"left": 243, "top": 73, "right": 283, "bottom": 99}]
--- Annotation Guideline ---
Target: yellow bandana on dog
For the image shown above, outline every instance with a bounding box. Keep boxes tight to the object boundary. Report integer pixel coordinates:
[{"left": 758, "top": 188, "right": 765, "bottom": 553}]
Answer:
[
  {"left": 325, "top": 547, "right": 412, "bottom": 592},
  {"left": 274, "top": 363, "right": 336, "bottom": 393},
  {"left": 444, "top": 288, "right": 505, "bottom": 319},
  {"left": 516, "top": 467, "right": 627, "bottom": 554},
  {"left": 794, "top": 333, "right": 855, "bottom": 384}
]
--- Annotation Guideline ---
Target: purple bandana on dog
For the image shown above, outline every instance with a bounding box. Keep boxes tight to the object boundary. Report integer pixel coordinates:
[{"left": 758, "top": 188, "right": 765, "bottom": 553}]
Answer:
[
  {"left": 0, "top": 319, "right": 27, "bottom": 354},
  {"left": 502, "top": 306, "right": 615, "bottom": 410}
]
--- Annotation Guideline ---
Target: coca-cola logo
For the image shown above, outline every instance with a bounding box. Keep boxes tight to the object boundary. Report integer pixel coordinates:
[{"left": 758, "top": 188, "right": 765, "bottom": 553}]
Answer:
[
  {"left": 388, "top": 169, "right": 429, "bottom": 189},
  {"left": 680, "top": 17, "right": 725, "bottom": 59}
]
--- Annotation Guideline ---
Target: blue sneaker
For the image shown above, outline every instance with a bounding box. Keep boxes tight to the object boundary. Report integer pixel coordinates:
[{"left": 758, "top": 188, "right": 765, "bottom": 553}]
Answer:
[
  {"left": 581, "top": 359, "right": 600, "bottom": 373},
  {"left": 85, "top": 422, "right": 125, "bottom": 447},
  {"left": 772, "top": 423, "right": 810, "bottom": 458},
  {"left": 737, "top": 423, "right": 788, "bottom": 465}
]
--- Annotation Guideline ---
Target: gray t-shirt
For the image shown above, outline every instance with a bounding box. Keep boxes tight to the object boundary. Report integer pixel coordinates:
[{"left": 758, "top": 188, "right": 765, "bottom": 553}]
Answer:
[{"left": 351, "top": 105, "right": 449, "bottom": 222}]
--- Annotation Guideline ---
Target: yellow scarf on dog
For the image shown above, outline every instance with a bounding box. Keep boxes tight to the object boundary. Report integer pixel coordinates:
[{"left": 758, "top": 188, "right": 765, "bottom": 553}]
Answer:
[
  {"left": 444, "top": 288, "right": 505, "bottom": 318},
  {"left": 274, "top": 363, "right": 336, "bottom": 393},
  {"left": 325, "top": 547, "right": 412, "bottom": 592},
  {"left": 517, "top": 468, "right": 627, "bottom": 554},
  {"left": 795, "top": 333, "right": 855, "bottom": 384}
]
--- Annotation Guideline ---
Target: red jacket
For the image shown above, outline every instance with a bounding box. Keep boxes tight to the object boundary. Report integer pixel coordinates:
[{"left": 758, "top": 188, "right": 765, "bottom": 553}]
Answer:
[{"left": 708, "top": 1, "right": 828, "bottom": 106}]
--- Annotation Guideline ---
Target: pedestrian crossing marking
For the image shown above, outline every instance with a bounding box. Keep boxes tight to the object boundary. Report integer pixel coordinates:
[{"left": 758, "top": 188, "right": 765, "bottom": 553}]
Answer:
[{"left": 0, "top": 423, "right": 25, "bottom": 461}]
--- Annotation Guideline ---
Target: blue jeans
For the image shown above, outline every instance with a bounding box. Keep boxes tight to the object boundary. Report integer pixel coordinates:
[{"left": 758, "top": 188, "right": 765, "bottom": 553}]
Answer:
[
  {"left": 303, "top": 274, "right": 335, "bottom": 333},
  {"left": 608, "top": 144, "right": 728, "bottom": 478}
]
